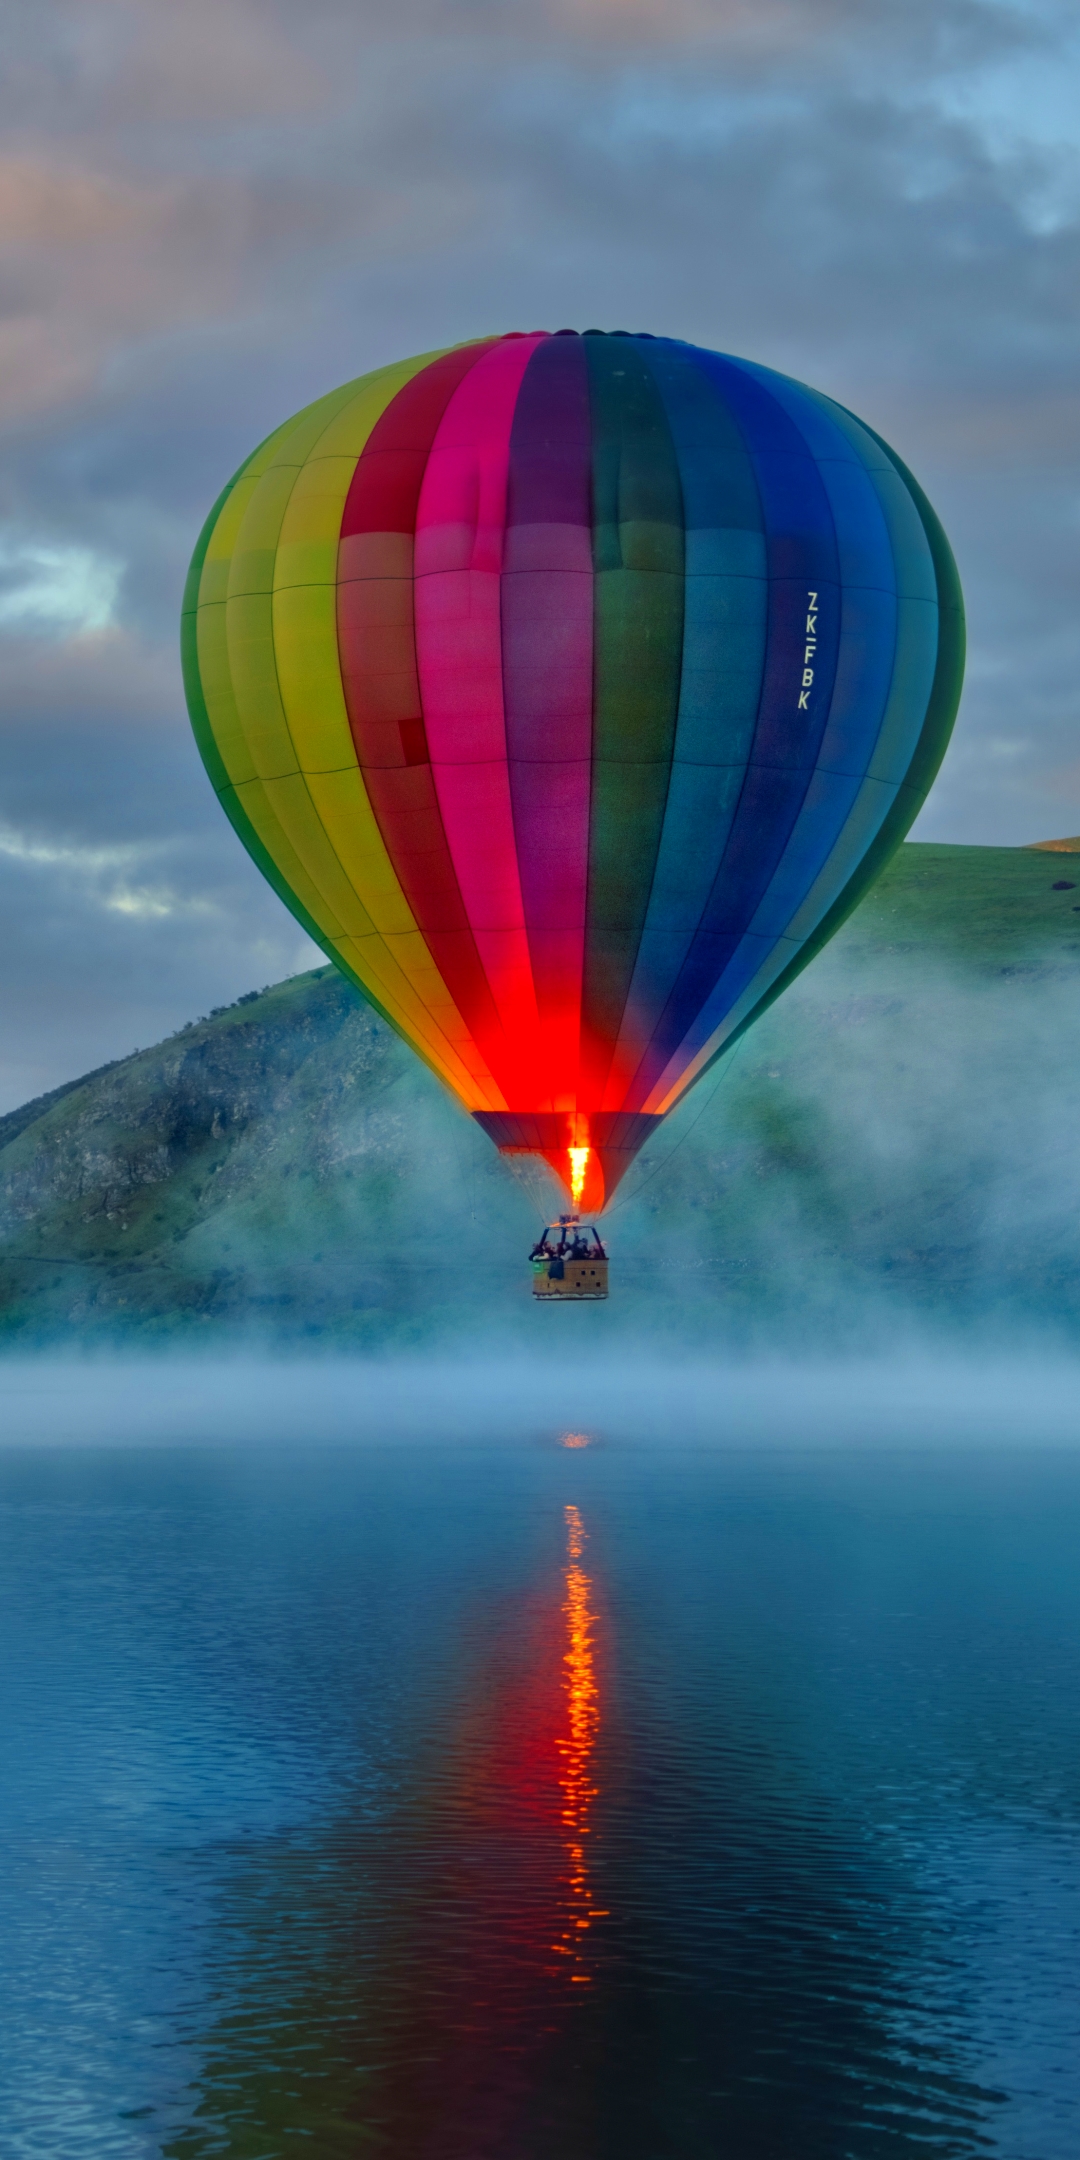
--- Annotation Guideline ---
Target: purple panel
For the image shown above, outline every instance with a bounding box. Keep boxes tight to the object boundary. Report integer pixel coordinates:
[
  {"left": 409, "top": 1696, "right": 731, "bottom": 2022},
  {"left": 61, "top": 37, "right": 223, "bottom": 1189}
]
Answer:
[{"left": 501, "top": 333, "right": 594, "bottom": 1111}]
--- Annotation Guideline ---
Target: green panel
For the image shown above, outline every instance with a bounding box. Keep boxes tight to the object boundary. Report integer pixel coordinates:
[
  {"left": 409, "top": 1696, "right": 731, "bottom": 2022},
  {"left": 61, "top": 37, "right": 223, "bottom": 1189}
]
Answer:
[
  {"left": 581, "top": 336, "right": 685, "bottom": 1095},
  {"left": 181, "top": 473, "right": 248, "bottom": 796}
]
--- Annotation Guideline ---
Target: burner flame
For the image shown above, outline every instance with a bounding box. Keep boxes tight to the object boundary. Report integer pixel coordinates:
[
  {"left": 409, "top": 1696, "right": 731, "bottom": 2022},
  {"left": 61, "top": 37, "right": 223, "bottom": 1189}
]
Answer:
[{"left": 568, "top": 1146, "right": 590, "bottom": 1207}]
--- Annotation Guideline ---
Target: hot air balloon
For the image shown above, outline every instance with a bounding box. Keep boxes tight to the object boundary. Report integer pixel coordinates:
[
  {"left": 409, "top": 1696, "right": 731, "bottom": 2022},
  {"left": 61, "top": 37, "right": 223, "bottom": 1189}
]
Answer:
[{"left": 182, "top": 330, "right": 964, "bottom": 1230}]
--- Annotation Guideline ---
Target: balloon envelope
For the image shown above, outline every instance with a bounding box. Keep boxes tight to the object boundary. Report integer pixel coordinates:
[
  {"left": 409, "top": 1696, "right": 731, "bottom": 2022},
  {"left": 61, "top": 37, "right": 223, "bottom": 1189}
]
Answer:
[{"left": 183, "top": 331, "right": 964, "bottom": 1212}]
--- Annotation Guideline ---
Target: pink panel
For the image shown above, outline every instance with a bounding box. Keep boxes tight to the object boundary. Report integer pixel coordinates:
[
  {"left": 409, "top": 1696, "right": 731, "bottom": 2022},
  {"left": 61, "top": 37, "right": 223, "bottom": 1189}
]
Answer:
[
  {"left": 501, "top": 329, "right": 595, "bottom": 1112},
  {"left": 414, "top": 335, "right": 548, "bottom": 1100}
]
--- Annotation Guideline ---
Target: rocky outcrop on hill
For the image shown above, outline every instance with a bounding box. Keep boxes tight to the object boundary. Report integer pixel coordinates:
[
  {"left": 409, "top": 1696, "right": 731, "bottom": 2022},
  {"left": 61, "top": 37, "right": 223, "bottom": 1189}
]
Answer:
[
  {"left": 0, "top": 974, "right": 377, "bottom": 1238},
  {"left": 0, "top": 967, "right": 524, "bottom": 1342}
]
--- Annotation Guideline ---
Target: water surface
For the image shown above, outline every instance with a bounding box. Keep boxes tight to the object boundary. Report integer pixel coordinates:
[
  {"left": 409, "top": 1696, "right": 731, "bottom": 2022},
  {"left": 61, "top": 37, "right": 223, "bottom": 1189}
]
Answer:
[{"left": 3, "top": 1433, "right": 1080, "bottom": 2157}]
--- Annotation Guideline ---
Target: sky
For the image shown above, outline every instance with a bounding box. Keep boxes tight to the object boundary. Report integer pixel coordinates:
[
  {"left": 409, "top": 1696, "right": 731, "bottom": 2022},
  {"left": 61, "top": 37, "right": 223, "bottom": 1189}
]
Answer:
[{"left": 0, "top": 0, "right": 1078, "bottom": 1111}]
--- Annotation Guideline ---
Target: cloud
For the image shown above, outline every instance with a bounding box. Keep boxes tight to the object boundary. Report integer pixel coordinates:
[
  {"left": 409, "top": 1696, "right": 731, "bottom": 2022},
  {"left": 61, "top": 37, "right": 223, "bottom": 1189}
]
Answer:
[
  {"left": 0, "top": 151, "right": 317, "bottom": 424},
  {"left": 0, "top": 535, "right": 120, "bottom": 635},
  {"left": 0, "top": 0, "right": 1078, "bottom": 1104},
  {"left": 0, "top": 820, "right": 213, "bottom": 919}
]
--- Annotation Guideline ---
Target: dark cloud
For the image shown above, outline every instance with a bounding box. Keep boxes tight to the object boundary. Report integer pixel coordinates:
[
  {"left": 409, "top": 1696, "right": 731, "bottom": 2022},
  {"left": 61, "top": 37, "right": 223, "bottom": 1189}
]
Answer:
[{"left": 0, "top": 0, "right": 1077, "bottom": 1106}]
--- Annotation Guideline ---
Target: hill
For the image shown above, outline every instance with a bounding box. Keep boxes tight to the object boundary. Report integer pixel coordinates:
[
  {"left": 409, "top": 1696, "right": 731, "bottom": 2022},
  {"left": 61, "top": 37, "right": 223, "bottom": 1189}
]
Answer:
[{"left": 3, "top": 842, "right": 1080, "bottom": 1351}]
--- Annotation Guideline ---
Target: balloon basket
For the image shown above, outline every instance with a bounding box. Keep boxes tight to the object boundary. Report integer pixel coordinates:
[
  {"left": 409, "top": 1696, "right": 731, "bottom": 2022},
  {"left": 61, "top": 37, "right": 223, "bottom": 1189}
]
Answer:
[{"left": 529, "top": 1217, "right": 609, "bottom": 1301}]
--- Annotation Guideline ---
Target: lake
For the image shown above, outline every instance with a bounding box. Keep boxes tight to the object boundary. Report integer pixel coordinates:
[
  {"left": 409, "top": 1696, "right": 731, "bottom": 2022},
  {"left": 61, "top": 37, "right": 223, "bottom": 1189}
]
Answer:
[{"left": 3, "top": 1416, "right": 1080, "bottom": 2157}]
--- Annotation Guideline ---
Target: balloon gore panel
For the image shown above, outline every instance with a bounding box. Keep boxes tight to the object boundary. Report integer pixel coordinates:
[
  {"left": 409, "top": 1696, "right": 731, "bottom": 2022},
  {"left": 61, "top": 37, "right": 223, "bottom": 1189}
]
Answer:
[{"left": 184, "top": 332, "right": 964, "bottom": 1210}]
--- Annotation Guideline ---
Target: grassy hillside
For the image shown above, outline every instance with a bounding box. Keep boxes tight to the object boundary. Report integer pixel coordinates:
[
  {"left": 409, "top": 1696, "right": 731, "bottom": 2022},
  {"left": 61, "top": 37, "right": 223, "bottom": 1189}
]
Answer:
[{"left": 3, "top": 842, "right": 1080, "bottom": 1350}]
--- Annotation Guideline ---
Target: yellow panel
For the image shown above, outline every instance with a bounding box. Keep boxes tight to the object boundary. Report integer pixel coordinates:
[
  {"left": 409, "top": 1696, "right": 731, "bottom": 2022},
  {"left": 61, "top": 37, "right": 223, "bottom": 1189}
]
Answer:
[
  {"left": 224, "top": 382, "right": 379, "bottom": 615},
  {"left": 220, "top": 376, "right": 418, "bottom": 791},
  {"left": 311, "top": 346, "right": 458, "bottom": 458},
  {"left": 269, "top": 360, "right": 464, "bottom": 967},
  {"left": 196, "top": 366, "right": 395, "bottom": 608},
  {"left": 193, "top": 421, "right": 328, "bottom": 794},
  {"left": 270, "top": 353, "right": 448, "bottom": 590},
  {"left": 195, "top": 604, "right": 257, "bottom": 787},
  {"left": 225, "top": 593, "right": 297, "bottom": 781},
  {"left": 228, "top": 467, "right": 298, "bottom": 597},
  {"left": 262, "top": 372, "right": 401, "bottom": 472},
  {"left": 330, "top": 936, "right": 501, "bottom": 1110},
  {"left": 261, "top": 774, "right": 380, "bottom": 940},
  {"left": 231, "top": 778, "right": 485, "bottom": 1096},
  {"left": 379, "top": 924, "right": 489, "bottom": 1047},
  {"left": 259, "top": 774, "right": 480, "bottom": 1056},
  {"left": 345, "top": 944, "right": 491, "bottom": 1098},
  {"left": 341, "top": 927, "right": 492, "bottom": 1099},
  {"left": 273, "top": 455, "right": 362, "bottom": 590},
  {"left": 199, "top": 472, "right": 263, "bottom": 605},
  {"left": 273, "top": 350, "right": 453, "bottom": 573},
  {"left": 219, "top": 395, "right": 380, "bottom": 790},
  {"left": 272, "top": 583, "right": 356, "bottom": 772},
  {"left": 229, "top": 778, "right": 348, "bottom": 942},
  {"left": 240, "top": 411, "right": 314, "bottom": 482},
  {"left": 305, "top": 767, "right": 427, "bottom": 933}
]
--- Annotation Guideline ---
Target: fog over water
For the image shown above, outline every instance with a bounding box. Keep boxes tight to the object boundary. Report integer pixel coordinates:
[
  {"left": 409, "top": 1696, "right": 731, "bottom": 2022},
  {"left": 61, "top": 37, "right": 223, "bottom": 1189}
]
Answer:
[{"left": 5, "top": 1350, "right": 1080, "bottom": 1449}]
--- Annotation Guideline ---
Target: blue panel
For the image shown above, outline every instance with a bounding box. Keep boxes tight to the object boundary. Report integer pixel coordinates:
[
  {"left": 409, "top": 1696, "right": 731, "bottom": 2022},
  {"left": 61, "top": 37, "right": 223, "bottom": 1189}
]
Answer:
[
  {"left": 693, "top": 348, "right": 842, "bottom": 756},
  {"left": 624, "top": 930, "right": 708, "bottom": 1039},
  {"left": 656, "top": 928, "right": 781, "bottom": 1078},
  {"left": 604, "top": 344, "right": 949, "bottom": 1121},
  {"left": 867, "top": 596, "right": 939, "bottom": 786},
  {"left": 606, "top": 337, "right": 772, "bottom": 1083},
  {"left": 816, "top": 584, "right": 899, "bottom": 776},
  {"left": 623, "top": 350, "right": 925, "bottom": 1115},
  {"left": 672, "top": 573, "right": 769, "bottom": 766},
  {"left": 700, "top": 369, "right": 903, "bottom": 983},
  {"left": 742, "top": 767, "right": 868, "bottom": 941},
  {"left": 700, "top": 755, "right": 836, "bottom": 932},
  {"left": 815, "top": 456, "right": 896, "bottom": 592},
  {"left": 803, "top": 388, "right": 937, "bottom": 604},
  {"left": 685, "top": 529, "right": 767, "bottom": 577},
  {"left": 631, "top": 935, "right": 742, "bottom": 1088},
  {"left": 645, "top": 762, "right": 750, "bottom": 925},
  {"left": 748, "top": 571, "right": 840, "bottom": 768},
  {"left": 797, "top": 388, "right": 940, "bottom": 795},
  {"left": 771, "top": 773, "right": 901, "bottom": 956},
  {"left": 621, "top": 764, "right": 748, "bottom": 1019},
  {"left": 644, "top": 337, "right": 763, "bottom": 537}
]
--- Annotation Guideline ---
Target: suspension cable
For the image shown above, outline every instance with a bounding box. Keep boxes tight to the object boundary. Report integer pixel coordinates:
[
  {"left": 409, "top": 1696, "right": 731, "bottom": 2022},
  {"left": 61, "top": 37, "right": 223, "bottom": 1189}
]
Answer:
[
  {"left": 505, "top": 1152, "right": 552, "bottom": 1229},
  {"left": 600, "top": 1037, "right": 747, "bottom": 1222}
]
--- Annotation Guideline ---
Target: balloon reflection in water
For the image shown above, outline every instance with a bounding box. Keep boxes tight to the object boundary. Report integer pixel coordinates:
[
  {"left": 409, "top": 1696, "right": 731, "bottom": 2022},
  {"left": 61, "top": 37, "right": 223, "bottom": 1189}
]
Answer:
[{"left": 554, "top": 1505, "right": 608, "bottom": 1982}]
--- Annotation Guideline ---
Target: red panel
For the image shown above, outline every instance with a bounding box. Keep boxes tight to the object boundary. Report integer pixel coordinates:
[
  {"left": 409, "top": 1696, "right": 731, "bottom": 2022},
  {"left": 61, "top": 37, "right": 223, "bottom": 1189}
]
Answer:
[
  {"left": 341, "top": 346, "right": 498, "bottom": 537},
  {"left": 502, "top": 333, "right": 594, "bottom": 1112},
  {"left": 413, "top": 337, "right": 548, "bottom": 1105},
  {"left": 336, "top": 342, "right": 515, "bottom": 1082}
]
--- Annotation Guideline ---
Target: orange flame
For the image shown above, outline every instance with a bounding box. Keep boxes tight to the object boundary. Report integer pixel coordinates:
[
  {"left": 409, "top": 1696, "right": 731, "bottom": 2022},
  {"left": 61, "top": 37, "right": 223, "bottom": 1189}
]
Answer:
[{"left": 568, "top": 1146, "right": 590, "bottom": 1207}]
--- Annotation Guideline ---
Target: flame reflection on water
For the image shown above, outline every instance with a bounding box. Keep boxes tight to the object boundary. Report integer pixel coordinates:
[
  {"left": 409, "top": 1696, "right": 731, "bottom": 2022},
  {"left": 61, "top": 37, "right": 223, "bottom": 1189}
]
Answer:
[{"left": 553, "top": 1503, "right": 607, "bottom": 1982}]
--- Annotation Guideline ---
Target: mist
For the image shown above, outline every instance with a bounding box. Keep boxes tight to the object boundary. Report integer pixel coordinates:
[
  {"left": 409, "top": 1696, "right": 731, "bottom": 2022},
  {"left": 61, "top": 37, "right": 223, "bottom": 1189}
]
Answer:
[
  {"left": 614, "top": 934, "right": 1080, "bottom": 1352},
  {"left": 5, "top": 1346, "right": 1080, "bottom": 1452},
  {"left": 3, "top": 844, "right": 1079, "bottom": 1371}
]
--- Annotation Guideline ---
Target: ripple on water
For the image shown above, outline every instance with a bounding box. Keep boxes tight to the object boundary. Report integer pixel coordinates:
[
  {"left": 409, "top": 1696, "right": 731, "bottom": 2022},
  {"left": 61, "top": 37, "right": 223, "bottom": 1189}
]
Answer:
[{"left": 1, "top": 1442, "right": 1079, "bottom": 2157}]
